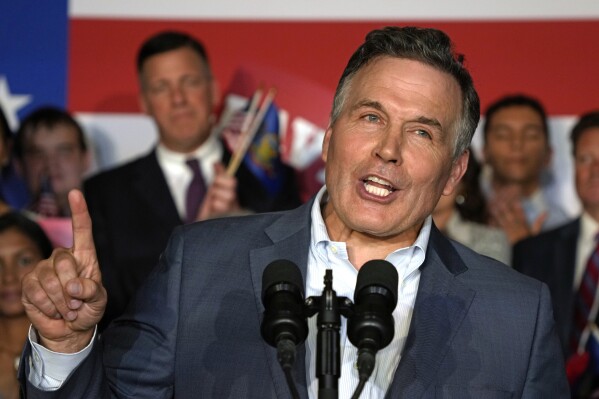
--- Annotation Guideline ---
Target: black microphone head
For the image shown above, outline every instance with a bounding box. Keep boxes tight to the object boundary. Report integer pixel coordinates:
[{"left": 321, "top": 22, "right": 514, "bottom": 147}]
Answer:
[
  {"left": 354, "top": 259, "right": 398, "bottom": 311},
  {"left": 260, "top": 259, "right": 308, "bottom": 347},
  {"left": 261, "top": 259, "right": 305, "bottom": 302},
  {"left": 348, "top": 259, "right": 398, "bottom": 352}
]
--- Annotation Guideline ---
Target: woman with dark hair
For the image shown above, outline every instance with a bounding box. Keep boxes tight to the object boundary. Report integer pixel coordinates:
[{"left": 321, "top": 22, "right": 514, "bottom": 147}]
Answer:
[
  {"left": 433, "top": 149, "right": 511, "bottom": 265},
  {"left": 0, "top": 212, "right": 52, "bottom": 399}
]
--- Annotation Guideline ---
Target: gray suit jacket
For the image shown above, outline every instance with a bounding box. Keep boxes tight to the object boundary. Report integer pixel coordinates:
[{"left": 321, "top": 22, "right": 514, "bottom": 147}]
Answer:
[{"left": 20, "top": 200, "right": 568, "bottom": 398}]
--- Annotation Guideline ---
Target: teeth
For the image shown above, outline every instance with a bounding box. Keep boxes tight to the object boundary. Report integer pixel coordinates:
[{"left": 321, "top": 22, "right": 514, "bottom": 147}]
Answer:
[
  {"left": 366, "top": 176, "right": 392, "bottom": 186},
  {"left": 365, "top": 184, "right": 392, "bottom": 197},
  {"left": 364, "top": 176, "right": 394, "bottom": 197}
]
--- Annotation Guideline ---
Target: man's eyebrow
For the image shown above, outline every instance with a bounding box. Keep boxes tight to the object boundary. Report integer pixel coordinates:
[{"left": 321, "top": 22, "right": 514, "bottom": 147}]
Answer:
[
  {"left": 349, "top": 101, "right": 444, "bottom": 130},
  {"left": 350, "top": 99, "right": 385, "bottom": 113},
  {"left": 412, "top": 115, "right": 443, "bottom": 130}
]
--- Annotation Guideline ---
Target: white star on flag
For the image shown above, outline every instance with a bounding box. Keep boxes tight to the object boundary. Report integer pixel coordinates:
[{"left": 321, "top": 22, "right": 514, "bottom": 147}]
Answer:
[{"left": 0, "top": 75, "right": 32, "bottom": 131}]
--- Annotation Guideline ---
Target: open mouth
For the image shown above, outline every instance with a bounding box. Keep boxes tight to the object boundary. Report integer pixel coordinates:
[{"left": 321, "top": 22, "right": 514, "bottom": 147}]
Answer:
[{"left": 363, "top": 176, "right": 396, "bottom": 197}]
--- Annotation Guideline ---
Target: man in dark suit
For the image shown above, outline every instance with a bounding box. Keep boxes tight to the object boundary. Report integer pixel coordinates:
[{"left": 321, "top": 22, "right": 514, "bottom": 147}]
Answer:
[
  {"left": 513, "top": 110, "right": 599, "bottom": 394},
  {"left": 20, "top": 26, "right": 568, "bottom": 398},
  {"left": 83, "top": 31, "right": 301, "bottom": 329}
]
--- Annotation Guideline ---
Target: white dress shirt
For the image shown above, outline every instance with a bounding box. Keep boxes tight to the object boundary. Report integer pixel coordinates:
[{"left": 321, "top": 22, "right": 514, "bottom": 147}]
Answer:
[
  {"left": 306, "top": 187, "right": 428, "bottom": 399},
  {"left": 28, "top": 326, "right": 96, "bottom": 390},
  {"left": 29, "top": 186, "right": 430, "bottom": 398},
  {"left": 155, "top": 131, "right": 222, "bottom": 220},
  {"left": 574, "top": 212, "right": 599, "bottom": 289}
]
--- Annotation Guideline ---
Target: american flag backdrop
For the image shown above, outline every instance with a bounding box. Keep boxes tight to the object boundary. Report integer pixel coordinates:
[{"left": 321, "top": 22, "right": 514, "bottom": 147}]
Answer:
[{"left": 1, "top": 0, "right": 598, "bottom": 210}]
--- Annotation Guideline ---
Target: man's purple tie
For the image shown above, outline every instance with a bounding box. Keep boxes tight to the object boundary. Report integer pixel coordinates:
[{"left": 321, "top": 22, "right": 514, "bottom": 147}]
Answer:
[
  {"left": 185, "top": 158, "right": 206, "bottom": 223},
  {"left": 571, "top": 234, "right": 599, "bottom": 354}
]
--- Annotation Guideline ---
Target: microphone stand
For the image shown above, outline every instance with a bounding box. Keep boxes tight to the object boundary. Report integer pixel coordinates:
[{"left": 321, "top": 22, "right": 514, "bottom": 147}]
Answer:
[
  {"left": 305, "top": 269, "right": 353, "bottom": 399},
  {"left": 262, "top": 260, "right": 395, "bottom": 399}
]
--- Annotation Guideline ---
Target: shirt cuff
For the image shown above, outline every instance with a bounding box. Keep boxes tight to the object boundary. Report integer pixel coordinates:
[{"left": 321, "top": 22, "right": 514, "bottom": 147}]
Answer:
[{"left": 27, "top": 325, "right": 97, "bottom": 391}]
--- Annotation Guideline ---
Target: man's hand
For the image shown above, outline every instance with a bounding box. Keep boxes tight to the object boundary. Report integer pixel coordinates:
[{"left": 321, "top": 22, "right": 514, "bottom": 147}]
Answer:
[
  {"left": 21, "top": 189, "right": 106, "bottom": 353},
  {"left": 32, "top": 193, "right": 61, "bottom": 217},
  {"left": 487, "top": 185, "right": 546, "bottom": 244},
  {"left": 197, "top": 162, "right": 241, "bottom": 220}
]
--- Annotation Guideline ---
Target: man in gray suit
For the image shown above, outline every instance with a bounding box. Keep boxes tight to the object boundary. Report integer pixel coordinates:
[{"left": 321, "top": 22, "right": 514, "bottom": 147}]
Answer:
[{"left": 19, "top": 26, "right": 568, "bottom": 398}]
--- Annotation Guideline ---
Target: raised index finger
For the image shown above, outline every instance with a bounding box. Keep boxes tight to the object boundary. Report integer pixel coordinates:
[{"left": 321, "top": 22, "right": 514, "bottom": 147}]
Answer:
[{"left": 68, "top": 189, "right": 98, "bottom": 279}]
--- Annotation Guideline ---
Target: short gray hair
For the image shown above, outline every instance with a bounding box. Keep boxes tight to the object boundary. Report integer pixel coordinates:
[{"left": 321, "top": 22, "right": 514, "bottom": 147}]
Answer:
[{"left": 330, "top": 26, "right": 480, "bottom": 160}]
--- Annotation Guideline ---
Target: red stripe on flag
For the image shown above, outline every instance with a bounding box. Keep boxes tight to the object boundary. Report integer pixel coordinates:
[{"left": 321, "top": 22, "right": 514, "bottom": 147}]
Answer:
[{"left": 68, "top": 19, "right": 599, "bottom": 117}]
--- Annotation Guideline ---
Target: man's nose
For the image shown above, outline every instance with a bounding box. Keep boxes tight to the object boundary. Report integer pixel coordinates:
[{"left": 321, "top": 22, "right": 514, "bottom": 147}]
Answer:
[
  {"left": 508, "top": 134, "right": 525, "bottom": 150},
  {"left": 374, "top": 130, "right": 402, "bottom": 164},
  {"left": 170, "top": 84, "right": 187, "bottom": 105},
  {"left": 0, "top": 266, "right": 18, "bottom": 284}
]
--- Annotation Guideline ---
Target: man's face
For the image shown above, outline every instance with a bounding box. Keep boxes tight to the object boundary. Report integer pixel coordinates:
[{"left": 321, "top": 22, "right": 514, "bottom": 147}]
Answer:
[
  {"left": 21, "top": 124, "right": 88, "bottom": 198},
  {"left": 139, "top": 47, "right": 218, "bottom": 153},
  {"left": 483, "top": 105, "right": 551, "bottom": 186},
  {"left": 321, "top": 56, "right": 468, "bottom": 244},
  {"left": 574, "top": 127, "right": 599, "bottom": 215}
]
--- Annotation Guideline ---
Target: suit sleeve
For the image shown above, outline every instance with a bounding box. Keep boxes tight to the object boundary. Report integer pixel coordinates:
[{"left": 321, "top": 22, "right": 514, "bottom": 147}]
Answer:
[
  {"left": 99, "top": 227, "right": 184, "bottom": 397},
  {"left": 521, "top": 283, "right": 570, "bottom": 398},
  {"left": 19, "top": 228, "right": 185, "bottom": 398},
  {"left": 19, "top": 338, "right": 108, "bottom": 399}
]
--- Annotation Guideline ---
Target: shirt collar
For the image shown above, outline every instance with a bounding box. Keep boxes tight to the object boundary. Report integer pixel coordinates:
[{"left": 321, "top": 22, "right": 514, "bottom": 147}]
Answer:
[
  {"left": 155, "top": 130, "right": 221, "bottom": 165},
  {"left": 310, "top": 186, "right": 431, "bottom": 264},
  {"left": 581, "top": 211, "right": 599, "bottom": 242}
]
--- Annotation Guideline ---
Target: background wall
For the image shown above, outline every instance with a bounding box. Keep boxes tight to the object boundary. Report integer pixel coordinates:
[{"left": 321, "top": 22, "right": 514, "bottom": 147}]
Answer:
[{"left": 1, "top": 0, "right": 598, "bottom": 214}]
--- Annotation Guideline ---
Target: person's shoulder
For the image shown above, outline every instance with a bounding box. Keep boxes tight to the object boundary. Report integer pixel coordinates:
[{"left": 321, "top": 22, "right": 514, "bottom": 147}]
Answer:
[
  {"left": 176, "top": 202, "right": 312, "bottom": 241},
  {"left": 449, "top": 238, "right": 542, "bottom": 292},
  {"left": 516, "top": 218, "right": 579, "bottom": 250},
  {"left": 449, "top": 239, "right": 508, "bottom": 272},
  {"left": 464, "top": 220, "right": 504, "bottom": 240},
  {"left": 459, "top": 221, "right": 511, "bottom": 265},
  {"left": 455, "top": 219, "right": 508, "bottom": 249},
  {"left": 162, "top": 207, "right": 309, "bottom": 263}
]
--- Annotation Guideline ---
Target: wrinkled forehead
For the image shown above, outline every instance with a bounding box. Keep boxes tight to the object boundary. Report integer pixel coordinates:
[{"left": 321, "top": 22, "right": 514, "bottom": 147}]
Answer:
[{"left": 350, "top": 57, "right": 463, "bottom": 128}]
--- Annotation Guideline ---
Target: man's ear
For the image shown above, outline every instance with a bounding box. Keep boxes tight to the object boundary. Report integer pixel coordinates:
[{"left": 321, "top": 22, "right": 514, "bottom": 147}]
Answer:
[
  {"left": 321, "top": 126, "right": 333, "bottom": 163},
  {"left": 442, "top": 150, "right": 469, "bottom": 196}
]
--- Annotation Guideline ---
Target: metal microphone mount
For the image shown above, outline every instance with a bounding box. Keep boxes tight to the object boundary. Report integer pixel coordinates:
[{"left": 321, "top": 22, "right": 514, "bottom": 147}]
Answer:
[{"left": 304, "top": 269, "right": 354, "bottom": 399}]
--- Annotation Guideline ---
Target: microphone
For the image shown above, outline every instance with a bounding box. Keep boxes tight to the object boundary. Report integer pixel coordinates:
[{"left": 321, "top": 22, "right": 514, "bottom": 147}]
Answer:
[
  {"left": 347, "top": 260, "right": 398, "bottom": 392},
  {"left": 260, "top": 259, "right": 308, "bottom": 369}
]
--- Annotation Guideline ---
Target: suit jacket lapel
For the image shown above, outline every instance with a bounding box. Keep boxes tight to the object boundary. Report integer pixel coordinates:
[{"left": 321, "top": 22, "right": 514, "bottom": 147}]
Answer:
[
  {"left": 132, "top": 150, "right": 181, "bottom": 226},
  {"left": 249, "top": 200, "right": 314, "bottom": 399},
  {"left": 386, "top": 226, "right": 475, "bottom": 398},
  {"left": 552, "top": 219, "right": 579, "bottom": 349},
  {"left": 246, "top": 206, "right": 477, "bottom": 398}
]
